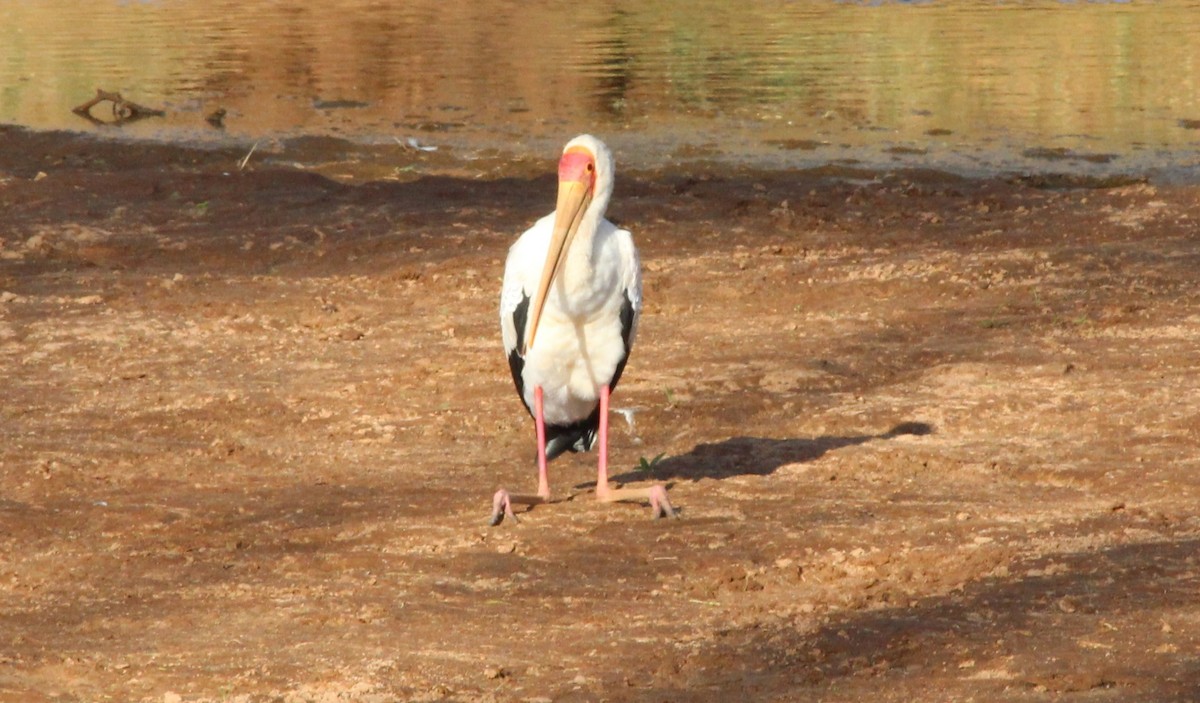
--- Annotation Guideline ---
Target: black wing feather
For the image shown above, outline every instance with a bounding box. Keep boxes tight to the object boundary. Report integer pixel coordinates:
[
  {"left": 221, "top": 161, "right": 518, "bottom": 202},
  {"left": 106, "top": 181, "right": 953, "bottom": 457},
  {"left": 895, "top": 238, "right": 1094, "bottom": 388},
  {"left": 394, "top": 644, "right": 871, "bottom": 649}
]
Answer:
[
  {"left": 507, "top": 292, "right": 531, "bottom": 413},
  {"left": 608, "top": 290, "right": 637, "bottom": 393}
]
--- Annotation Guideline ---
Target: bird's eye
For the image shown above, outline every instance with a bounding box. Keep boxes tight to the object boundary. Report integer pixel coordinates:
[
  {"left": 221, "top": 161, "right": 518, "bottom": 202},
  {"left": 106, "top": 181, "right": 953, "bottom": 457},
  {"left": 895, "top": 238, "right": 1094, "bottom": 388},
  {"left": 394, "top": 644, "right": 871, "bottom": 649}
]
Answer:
[{"left": 586, "top": 163, "right": 594, "bottom": 172}]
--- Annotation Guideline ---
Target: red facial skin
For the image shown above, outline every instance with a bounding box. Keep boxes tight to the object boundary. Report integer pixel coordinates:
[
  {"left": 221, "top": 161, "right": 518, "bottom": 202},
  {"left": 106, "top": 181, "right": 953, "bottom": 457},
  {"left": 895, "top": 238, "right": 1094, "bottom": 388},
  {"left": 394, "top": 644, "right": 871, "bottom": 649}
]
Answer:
[{"left": 558, "top": 147, "right": 596, "bottom": 187}]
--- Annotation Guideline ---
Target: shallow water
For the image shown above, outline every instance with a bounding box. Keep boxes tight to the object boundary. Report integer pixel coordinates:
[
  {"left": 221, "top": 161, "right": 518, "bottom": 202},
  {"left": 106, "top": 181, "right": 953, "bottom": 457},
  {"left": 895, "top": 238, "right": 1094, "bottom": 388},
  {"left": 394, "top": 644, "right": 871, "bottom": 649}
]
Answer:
[{"left": 3, "top": 0, "right": 1200, "bottom": 177}]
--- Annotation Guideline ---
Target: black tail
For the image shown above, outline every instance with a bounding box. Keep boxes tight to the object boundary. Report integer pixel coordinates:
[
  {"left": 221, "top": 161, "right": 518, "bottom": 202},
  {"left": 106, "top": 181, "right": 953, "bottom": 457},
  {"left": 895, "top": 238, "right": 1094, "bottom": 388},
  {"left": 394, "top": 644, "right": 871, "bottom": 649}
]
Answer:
[{"left": 544, "top": 406, "right": 600, "bottom": 461}]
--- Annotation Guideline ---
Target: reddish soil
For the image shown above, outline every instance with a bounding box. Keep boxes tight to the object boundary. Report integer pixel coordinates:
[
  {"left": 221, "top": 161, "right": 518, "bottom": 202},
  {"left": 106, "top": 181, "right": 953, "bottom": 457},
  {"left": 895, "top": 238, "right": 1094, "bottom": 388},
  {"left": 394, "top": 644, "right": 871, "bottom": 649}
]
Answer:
[{"left": 2, "top": 125, "right": 1199, "bottom": 702}]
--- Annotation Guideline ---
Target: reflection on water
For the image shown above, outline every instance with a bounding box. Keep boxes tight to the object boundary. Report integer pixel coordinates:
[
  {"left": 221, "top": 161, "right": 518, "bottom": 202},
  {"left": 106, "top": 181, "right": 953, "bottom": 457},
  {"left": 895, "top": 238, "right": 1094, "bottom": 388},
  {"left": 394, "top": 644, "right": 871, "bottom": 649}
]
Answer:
[{"left": 2, "top": 0, "right": 1200, "bottom": 176}]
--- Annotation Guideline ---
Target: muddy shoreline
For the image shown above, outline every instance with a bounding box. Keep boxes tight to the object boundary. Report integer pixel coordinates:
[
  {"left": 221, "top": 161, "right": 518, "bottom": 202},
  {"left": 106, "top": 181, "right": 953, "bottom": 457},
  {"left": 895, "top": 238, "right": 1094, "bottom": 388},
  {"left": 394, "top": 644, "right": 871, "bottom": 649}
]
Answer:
[{"left": 2, "top": 125, "right": 1199, "bottom": 702}]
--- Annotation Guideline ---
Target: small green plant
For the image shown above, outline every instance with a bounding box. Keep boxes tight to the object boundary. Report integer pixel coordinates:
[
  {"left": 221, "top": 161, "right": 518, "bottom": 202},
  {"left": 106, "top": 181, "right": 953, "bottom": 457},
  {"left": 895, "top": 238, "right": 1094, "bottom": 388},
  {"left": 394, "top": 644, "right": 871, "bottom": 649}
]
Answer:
[{"left": 636, "top": 453, "right": 666, "bottom": 473}]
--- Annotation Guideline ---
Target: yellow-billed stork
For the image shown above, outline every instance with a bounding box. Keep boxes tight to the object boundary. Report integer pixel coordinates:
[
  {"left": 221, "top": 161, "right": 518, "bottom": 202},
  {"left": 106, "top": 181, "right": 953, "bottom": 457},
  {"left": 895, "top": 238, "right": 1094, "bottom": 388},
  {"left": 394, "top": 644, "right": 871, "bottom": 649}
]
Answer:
[{"left": 491, "top": 134, "right": 675, "bottom": 525}]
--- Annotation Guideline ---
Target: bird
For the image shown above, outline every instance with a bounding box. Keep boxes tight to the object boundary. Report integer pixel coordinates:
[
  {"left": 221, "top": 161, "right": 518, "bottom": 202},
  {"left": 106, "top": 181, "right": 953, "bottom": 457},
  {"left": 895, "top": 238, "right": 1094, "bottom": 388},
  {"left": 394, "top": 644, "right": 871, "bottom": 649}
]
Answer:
[{"left": 492, "top": 134, "right": 675, "bottom": 525}]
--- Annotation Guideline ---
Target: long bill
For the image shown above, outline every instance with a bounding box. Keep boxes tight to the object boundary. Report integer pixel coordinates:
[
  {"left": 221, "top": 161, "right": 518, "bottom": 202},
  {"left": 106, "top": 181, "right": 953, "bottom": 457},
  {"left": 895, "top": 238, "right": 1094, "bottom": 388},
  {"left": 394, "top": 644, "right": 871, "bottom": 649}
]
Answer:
[{"left": 522, "top": 178, "right": 592, "bottom": 355}]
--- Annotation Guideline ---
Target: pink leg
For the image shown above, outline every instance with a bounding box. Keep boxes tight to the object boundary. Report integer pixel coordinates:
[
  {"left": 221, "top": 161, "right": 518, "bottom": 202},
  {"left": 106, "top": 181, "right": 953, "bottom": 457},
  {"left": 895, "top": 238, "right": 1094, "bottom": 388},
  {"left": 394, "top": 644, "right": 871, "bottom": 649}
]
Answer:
[
  {"left": 594, "top": 385, "right": 677, "bottom": 519},
  {"left": 597, "top": 381, "right": 610, "bottom": 488},
  {"left": 490, "top": 386, "right": 552, "bottom": 525},
  {"left": 534, "top": 386, "right": 550, "bottom": 499}
]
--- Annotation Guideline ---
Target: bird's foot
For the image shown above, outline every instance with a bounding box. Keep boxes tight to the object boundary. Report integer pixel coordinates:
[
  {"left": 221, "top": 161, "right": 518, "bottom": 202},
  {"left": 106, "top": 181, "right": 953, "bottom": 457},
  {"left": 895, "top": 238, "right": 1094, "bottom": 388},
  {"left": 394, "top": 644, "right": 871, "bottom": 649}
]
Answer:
[
  {"left": 648, "top": 484, "right": 678, "bottom": 520},
  {"left": 489, "top": 489, "right": 550, "bottom": 526},
  {"left": 596, "top": 482, "right": 679, "bottom": 520},
  {"left": 490, "top": 489, "right": 517, "bottom": 526}
]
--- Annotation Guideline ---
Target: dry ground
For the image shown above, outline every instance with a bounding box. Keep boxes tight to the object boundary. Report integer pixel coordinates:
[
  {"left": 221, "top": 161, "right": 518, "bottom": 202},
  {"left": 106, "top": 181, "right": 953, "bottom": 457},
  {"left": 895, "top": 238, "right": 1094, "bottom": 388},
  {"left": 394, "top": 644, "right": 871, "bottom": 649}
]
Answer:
[{"left": 2, "top": 125, "right": 1200, "bottom": 702}]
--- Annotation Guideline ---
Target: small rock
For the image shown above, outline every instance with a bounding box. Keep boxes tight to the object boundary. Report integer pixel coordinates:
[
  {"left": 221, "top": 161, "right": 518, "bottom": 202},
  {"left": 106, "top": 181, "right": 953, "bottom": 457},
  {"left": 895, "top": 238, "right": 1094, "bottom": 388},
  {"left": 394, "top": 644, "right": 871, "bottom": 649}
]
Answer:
[
  {"left": 484, "top": 665, "right": 509, "bottom": 680},
  {"left": 0, "top": 291, "right": 19, "bottom": 303},
  {"left": 76, "top": 295, "right": 103, "bottom": 305},
  {"left": 164, "top": 693, "right": 183, "bottom": 703}
]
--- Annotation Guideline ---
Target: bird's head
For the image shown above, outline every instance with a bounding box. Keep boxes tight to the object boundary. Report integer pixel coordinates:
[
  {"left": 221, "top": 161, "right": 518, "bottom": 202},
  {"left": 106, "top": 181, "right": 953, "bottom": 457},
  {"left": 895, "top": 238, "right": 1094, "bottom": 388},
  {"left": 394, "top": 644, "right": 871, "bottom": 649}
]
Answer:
[{"left": 523, "top": 135, "right": 614, "bottom": 355}]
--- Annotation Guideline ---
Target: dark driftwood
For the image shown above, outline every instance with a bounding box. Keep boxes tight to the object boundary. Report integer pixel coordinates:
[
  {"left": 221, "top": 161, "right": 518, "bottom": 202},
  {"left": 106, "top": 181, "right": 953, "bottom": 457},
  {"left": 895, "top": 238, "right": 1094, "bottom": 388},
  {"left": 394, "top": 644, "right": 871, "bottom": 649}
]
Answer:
[
  {"left": 72, "top": 89, "right": 165, "bottom": 125},
  {"left": 205, "top": 108, "right": 227, "bottom": 128}
]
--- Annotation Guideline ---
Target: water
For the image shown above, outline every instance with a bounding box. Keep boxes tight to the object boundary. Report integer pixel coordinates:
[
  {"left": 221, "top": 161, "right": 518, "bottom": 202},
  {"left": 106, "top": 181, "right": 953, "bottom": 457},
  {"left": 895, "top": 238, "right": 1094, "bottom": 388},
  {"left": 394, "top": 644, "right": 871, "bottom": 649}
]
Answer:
[{"left": 3, "top": 0, "right": 1200, "bottom": 178}]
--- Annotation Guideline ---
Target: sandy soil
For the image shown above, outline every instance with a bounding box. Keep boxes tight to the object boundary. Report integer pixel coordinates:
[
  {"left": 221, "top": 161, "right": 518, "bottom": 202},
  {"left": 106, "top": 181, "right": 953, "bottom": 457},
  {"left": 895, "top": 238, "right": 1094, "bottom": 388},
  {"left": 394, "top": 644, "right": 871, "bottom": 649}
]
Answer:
[{"left": 2, "top": 124, "right": 1199, "bottom": 703}]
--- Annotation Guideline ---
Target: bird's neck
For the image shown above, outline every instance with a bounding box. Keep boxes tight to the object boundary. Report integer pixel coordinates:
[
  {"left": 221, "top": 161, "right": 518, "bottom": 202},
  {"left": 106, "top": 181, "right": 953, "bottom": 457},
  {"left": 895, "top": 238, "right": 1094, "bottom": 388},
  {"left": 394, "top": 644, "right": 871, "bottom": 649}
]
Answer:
[
  {"left": 564, "top": 212, "right": 598, "bottom": 280},
  {"left": 571, "top": 187, "right": 611, "bottom": 265},
  {"left": 560, "top": 203, "right": 606, "bottom": 298}
]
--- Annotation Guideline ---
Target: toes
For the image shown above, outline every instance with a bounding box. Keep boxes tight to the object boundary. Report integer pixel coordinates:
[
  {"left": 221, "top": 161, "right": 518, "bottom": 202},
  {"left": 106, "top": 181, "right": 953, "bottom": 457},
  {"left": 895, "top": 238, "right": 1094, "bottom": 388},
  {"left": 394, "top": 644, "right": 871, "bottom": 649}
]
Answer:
[{"left": 653, "top": 504, "right": 679, "bottom": 520}]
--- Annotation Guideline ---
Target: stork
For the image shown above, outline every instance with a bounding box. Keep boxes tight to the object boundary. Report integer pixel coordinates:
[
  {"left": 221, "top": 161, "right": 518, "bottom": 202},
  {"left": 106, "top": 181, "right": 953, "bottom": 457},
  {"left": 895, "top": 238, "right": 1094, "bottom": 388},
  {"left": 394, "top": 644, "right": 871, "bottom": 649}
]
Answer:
[{"left": 492, "top": 135, "right": 675, "bottom": 525}]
